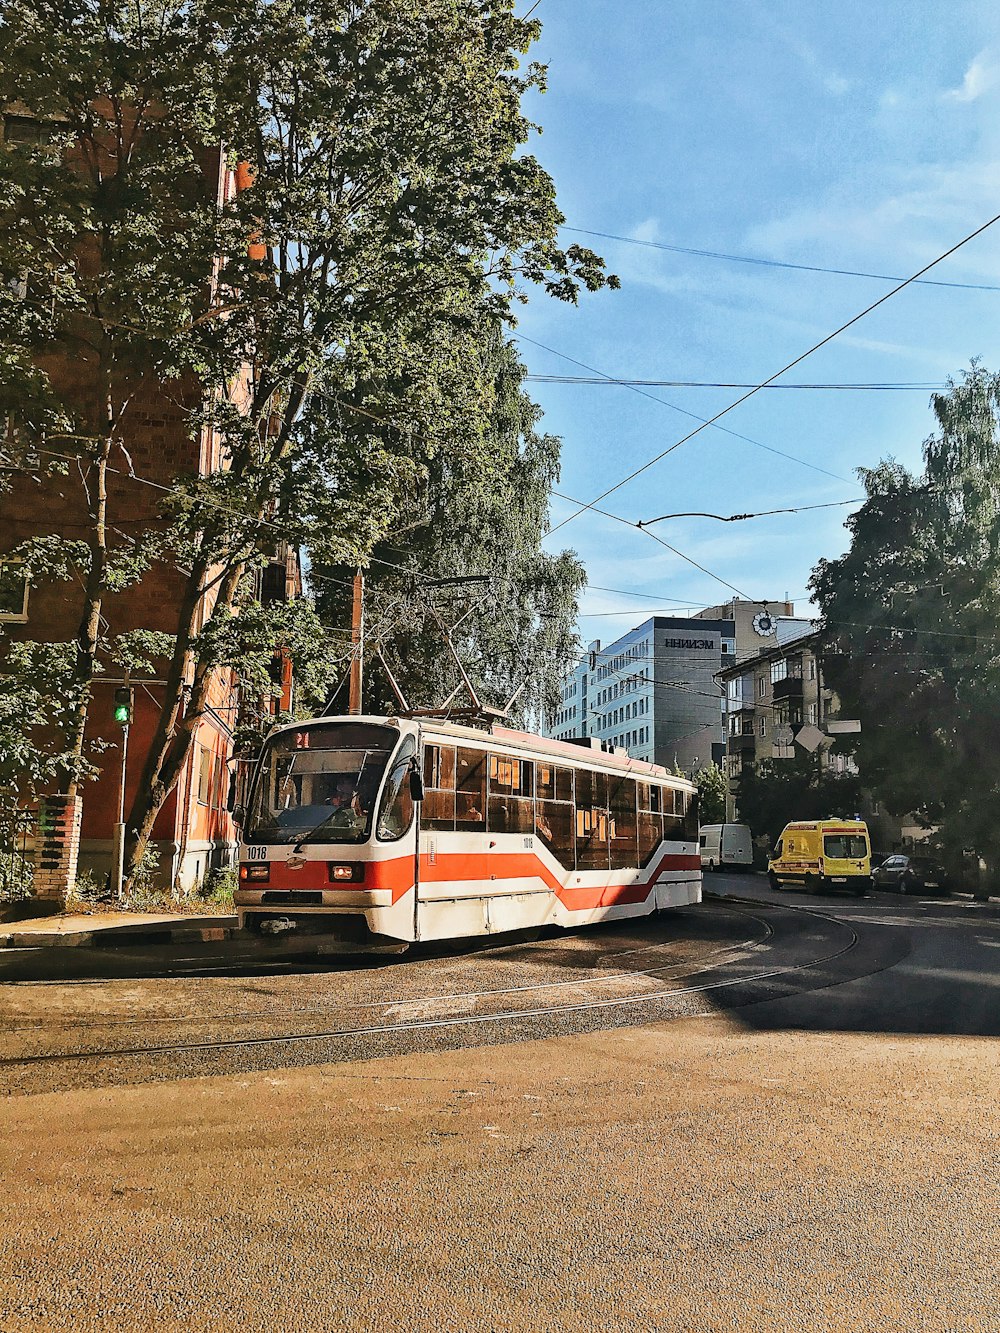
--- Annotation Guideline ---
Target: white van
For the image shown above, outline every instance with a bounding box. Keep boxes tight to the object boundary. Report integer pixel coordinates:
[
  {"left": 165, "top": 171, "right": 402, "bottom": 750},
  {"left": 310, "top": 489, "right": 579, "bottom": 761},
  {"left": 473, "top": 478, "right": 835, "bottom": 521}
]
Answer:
[{"left": 700, "top": 823, "right": 753, "bottom": 871}]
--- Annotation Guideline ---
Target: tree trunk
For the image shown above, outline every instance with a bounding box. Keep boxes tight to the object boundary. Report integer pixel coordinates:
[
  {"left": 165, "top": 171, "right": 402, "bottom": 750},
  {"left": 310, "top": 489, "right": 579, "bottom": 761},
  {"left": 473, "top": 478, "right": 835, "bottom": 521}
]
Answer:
[
  {"left": 61, "top": 418, "right": 112, "bottom": 799},
  {"left": 122, "top": 554, "right": 246, "bottom": 889}
]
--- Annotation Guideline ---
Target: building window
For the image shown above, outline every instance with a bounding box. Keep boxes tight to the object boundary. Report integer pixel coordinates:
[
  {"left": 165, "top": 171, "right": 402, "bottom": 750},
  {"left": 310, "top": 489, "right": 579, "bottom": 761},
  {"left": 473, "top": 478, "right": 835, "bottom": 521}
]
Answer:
[
  {"left": 759, "top": 715, "right": 766, "bottom": 737},
  {"left": 0, "top": 560, "right": 28, "bottom": 622},
  {"left": 196, "top": 746, "right": 215, "bottom": 806},
  {"left": 771, "top": 659, "right": 788, "bottom": 684},
  {"left": 3, "top": 115, "right": 59, "bottom": 145},
  {"left": 807, "top": 702, "right": 818, "bottom": 725},
  {"left": 808, "top": 657, "right": 816, "bottom": 681},
  {"left": 757, "top": 675, "right": 767, "bottom": 699}
]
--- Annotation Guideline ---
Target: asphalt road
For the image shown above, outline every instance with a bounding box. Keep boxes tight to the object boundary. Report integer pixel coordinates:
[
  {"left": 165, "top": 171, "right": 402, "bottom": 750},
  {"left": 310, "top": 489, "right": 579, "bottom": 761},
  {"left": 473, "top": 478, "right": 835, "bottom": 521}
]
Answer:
[{"left": 2, "top": 876, "right": 999, "bottom": 1331}]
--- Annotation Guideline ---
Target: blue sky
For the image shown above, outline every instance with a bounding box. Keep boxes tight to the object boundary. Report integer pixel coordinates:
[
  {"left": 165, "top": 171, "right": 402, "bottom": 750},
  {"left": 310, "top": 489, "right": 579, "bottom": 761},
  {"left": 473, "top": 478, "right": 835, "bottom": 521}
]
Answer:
[{"left": 515, "top": 1, "right": 1000, "bottom": 641}]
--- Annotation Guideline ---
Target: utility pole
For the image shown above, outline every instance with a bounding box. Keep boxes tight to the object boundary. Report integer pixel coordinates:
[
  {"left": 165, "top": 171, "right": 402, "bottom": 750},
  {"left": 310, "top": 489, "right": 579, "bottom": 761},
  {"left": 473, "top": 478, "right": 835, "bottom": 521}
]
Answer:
[{"left": 349, "top": 569, "right": 364, "bottom": 714}]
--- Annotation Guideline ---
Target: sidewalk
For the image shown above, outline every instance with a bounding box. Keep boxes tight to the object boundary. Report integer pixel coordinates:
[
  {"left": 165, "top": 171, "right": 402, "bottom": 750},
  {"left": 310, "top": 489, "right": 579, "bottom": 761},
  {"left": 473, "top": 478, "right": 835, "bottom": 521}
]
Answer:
[{"left": 0, "top": 911, "right": 238, "bottom": 950}]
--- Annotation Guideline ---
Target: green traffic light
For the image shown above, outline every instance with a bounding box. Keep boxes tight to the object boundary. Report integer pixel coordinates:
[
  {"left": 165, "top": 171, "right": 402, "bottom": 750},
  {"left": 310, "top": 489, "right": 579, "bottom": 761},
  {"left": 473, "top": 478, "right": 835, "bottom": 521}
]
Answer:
[{"left": 114, "top": 705, "right": 130, "bottom": 723}]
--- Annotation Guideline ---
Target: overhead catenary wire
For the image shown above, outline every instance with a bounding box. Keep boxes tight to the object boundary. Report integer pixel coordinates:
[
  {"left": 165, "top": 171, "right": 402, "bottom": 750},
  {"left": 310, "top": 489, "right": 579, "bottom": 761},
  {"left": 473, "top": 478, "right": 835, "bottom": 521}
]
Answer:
[
  {"left": 638, "top": 497, "right": 863, "bottom": 527},
  {"left": 516, "top": 333, "right": 854, "bottom": 486},
  {"left": 542, "top": 207, "right": 1000, "bottom": 537},
  {"left": 526, "top": 375, "right": 946, "bottom": 391},
  {"left": 560, "top": 224, "right": 1000, "bottom": 294},
  {"left": 549, "top": 488, "right": 758, "bottom": 603}
]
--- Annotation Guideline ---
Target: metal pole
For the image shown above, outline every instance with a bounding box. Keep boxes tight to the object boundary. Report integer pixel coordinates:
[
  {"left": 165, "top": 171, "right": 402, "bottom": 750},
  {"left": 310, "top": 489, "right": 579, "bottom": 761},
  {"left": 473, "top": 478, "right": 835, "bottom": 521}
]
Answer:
[
  {"left": 349, "top": 569, "right": 364, "bottom": 715},
  {"left": 112, "top": 721, "right": 129, "bottom": 901}
]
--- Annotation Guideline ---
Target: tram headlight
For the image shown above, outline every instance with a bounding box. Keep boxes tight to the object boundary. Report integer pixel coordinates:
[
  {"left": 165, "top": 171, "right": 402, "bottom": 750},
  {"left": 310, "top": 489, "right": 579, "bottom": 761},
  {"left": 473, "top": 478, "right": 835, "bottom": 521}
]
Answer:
[
  {"left": 327, "top": 862, "right": 364, "bottom": 884},
  {"left": 239, "top": 863, "right": 270, "bottom": 883}
]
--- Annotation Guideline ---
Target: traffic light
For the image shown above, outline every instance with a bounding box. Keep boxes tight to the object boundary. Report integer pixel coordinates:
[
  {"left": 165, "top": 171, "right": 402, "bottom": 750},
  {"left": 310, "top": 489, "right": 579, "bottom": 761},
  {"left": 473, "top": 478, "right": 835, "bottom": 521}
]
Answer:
[{"left": 113, "top": 686, "right": 133, "bottom": 726}]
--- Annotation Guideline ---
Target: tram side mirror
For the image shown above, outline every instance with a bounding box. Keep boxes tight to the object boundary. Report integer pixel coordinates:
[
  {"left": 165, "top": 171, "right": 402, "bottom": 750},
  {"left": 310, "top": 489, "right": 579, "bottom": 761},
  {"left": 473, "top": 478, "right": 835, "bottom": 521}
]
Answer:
[
  {"left": 231, "top": 804, "right": 246, "bottom": 827},
  {"left": 409, "top": 769, "right": 424, "bottom": 802}
]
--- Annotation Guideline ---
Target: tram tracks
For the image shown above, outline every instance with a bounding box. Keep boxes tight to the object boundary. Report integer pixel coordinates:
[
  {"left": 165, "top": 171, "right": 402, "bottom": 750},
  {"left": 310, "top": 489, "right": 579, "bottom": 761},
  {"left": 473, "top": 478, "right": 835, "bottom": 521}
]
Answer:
[
  {"left": 0, "top": 900, "right": 858, "bottom": 1080},
  {"left": 0, "top": 906, "right": 774, "bottom": 1040}
]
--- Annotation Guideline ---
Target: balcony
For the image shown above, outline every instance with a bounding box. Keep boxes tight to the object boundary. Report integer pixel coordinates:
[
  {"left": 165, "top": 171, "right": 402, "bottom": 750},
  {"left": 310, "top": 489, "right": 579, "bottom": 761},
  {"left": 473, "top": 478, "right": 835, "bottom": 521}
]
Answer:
[
  {"left": 772, "top": 674, "right": 803, "bottom": 700},
  {"left": 729, "top": 732, "right": 757, "bottom": 753}
]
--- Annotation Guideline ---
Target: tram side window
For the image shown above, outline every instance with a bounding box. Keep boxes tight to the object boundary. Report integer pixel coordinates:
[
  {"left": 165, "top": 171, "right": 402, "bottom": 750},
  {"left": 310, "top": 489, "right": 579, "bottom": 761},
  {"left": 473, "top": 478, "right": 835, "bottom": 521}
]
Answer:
[
  {"left": 535, "top": 762, "right": 575, "bottom": 868},
  {"left": 683, "top": 790, "right": 699, "bottom": 841},
  {"left": 488, "top": 752, "right": 534, "bottom": 834},
  {"left": 575, "top": 767, "right": 610, "bottom": 870},
  {"left": 663, "top": 785, "right": 684, "bottom": 835},
  {"left": 608, "top": 772, "right": 638, "bottom": 869},
  {"left": 422, "top": 743, "right": 456, "bottom": 831},
  {"left": 455, "top": 747, "right": 486, "bottom": 830},
  {"left": 535, "top": 762, "right": 573, "bottom": 804},
  {"left": 637, "top": 781, "right": 664, "bottom": 867}
]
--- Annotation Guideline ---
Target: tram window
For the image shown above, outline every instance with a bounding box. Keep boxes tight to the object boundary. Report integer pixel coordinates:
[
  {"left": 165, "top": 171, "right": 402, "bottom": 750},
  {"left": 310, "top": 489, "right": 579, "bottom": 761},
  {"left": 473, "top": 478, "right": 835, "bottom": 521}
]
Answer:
[
  {"left": 536, "top": 762, "right": 555, "bottom": 800},
  {"left": 424, "top": 744, "right": 455, "bottom": 792},
  {"left": 637, "top": 781, "right": 662, "bottom": 815},
  {"left": 376, "top": 741, "right": 416, "bottom": 842},
  {"left": 576, "top": 803, "right": 610, "bottom": 870},
  {"left": 489, "top": 795, "right": 534, "bottom": 835},
  {"left": 609, "top": 773, "right": 638, "bottom": 868},
  {"left": 535, "top": 799, "right": 574, "bottom": 867},
  {"left": 456, "top": 747, "right": 486, "bottom": 830},
  {"left": 555, "top": 766, "right": 573, "bottom": 803},
  {"left": 683, "top": 790, "right": 699, "bottom": 840},
  {"left": 488, "top": 752, "right": 533, "bottom": 798},
  {"left": 422, "top": 743, "right": 456, "bottom": 831},
  {"left": 574, "top": 767, "right": 608, "bottom": 812},
  {"left": 637, "top": 811, "right": 663, "bottom": 867}
]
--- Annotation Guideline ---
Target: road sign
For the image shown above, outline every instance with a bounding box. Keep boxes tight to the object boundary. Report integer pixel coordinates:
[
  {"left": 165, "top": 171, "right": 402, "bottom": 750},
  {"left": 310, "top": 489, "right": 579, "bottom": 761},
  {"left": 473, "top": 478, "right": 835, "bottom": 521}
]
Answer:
[
  {"left": 795, "top": 723, "right": 825, "bottom": 753},
  {"left": 774, "top": 724, "right": 794, "bottom": 745},
  {"left": 826, "top": 720, "right": 862, "bottom": 734}
]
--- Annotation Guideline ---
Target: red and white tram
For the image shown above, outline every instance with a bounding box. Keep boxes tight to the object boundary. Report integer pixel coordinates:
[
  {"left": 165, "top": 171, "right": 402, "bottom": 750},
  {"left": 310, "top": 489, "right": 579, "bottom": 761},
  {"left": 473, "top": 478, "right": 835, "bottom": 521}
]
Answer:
[{"left": 235, "top": 714, "right": 701, "bottom": 946}]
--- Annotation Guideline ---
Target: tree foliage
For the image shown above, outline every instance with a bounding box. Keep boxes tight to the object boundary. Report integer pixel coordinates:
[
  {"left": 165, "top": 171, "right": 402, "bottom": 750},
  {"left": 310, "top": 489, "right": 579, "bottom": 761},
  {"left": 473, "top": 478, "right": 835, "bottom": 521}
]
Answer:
[
  {"left": 312, "top": 329, "right": 585, "bottom": 722},
  {"left": 0, "top": 0, "right": 615, "bottom": 882},
  {"left": 735, "top": 751, "right": 862, "bottom": 848},
  {"left": 810, "top": 363, "right": 1000, "bottom": 874},
  {"left": 694, "top": 764, "right": 727, "bottom": 826}
]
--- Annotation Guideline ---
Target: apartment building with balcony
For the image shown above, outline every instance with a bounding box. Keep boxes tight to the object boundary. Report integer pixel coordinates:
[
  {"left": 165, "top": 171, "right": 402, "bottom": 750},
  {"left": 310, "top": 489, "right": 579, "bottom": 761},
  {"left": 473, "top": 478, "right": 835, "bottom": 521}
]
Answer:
[
  {"left": 546, "top": 600, "right": 805, "bottom": 774},
  {"left": 717, "top": 625, "right": 859, "bottom": 819}
]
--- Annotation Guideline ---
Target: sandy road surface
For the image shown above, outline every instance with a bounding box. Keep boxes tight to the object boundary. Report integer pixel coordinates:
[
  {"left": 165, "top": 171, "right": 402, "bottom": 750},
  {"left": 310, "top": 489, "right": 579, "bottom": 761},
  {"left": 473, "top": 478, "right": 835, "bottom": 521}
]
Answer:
[{"left": 2, "top": 1014, "right": 998, "bottom": 1332}]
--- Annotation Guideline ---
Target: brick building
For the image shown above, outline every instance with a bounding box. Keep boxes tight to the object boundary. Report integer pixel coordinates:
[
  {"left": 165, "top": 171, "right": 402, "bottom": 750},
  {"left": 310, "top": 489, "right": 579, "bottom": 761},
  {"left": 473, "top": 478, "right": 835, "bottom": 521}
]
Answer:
[{"left": 0, "top": 111, "right": 295, "bottom": 894}]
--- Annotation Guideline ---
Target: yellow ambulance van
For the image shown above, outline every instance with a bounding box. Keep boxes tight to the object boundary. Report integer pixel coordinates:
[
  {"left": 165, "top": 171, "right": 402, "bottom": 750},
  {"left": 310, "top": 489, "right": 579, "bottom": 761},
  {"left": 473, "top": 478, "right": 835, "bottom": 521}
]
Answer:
[{"left": 767, "top": 819, "right": 871, "bottom": 896}]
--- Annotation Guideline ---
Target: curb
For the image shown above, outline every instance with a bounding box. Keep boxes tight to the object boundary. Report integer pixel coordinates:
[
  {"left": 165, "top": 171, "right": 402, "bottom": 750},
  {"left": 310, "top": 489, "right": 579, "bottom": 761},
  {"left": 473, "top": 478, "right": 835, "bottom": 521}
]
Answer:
[{"left": 0, "top": 918, "right": 239, "bottom": 951}]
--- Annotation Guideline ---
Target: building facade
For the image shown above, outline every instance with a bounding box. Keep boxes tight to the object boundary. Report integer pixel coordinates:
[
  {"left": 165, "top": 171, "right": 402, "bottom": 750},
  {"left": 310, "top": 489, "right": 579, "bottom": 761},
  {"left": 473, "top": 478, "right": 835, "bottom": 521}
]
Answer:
[
  {"left": 0, "top": 109, "right": 296, "bottom": 895},
  {"left": 547, "top": 601, "right": 806, "bottom": 775},
  {"left": 717, "top": 627, "right": 859, "bottom": 820}
]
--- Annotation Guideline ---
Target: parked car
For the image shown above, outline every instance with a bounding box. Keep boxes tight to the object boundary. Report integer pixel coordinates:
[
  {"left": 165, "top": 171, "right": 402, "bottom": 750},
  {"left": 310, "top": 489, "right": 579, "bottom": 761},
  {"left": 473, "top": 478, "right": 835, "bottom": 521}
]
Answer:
[{"left": 872, "top": 853, "right": 950, "bottom": 895}]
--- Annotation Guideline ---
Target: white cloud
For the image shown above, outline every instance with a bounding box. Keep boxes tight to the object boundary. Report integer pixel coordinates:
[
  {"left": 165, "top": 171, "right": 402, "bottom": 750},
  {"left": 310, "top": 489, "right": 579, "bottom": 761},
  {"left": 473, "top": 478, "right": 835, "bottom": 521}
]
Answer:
[{"left": 944, "top": 51, "right": 1000, "bottom": 103}]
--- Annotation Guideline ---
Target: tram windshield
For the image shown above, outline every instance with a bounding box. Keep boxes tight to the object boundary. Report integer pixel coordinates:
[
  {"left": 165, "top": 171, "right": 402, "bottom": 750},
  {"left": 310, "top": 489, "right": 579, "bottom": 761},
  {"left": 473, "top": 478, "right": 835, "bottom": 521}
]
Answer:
[{"left": 245, "top": 722, "right": 399, "bottom": 845}]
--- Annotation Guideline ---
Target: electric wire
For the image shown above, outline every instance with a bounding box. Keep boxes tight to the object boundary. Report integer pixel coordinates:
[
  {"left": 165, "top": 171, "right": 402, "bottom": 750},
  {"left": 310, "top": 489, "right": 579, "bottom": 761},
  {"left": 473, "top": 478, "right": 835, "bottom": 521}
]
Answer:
[
  {"left": 542, "top": 207, "right": 1000, "bottom": 537},
  {"left": 560, "top": 224, "right": 1000, "bottom": 293},
  {"left": 526, "top": 375, "right": 945, "bottom": 391},
  {"left": 516, "top": 332, "right": 853, "bottom": 485}
]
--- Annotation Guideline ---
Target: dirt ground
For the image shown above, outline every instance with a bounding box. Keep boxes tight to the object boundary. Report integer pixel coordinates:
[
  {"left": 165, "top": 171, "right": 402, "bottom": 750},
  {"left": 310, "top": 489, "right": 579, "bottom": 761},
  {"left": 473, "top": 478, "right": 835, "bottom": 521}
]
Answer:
[{"left": 2, "top": 1014, "right": 998, "bottom": 1332}]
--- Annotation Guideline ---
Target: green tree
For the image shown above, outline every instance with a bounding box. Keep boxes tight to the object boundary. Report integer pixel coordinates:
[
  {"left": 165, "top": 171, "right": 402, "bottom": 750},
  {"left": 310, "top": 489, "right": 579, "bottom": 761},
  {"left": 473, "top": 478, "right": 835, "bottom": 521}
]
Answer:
[
  {"left": 0, "top": 0, "right": 616, "bottom": 886},
  {"left": 735, "top": 751, "right": 862, "bottom": 848},
  {"left": 810, "top": 363, "right": 1000, "bottom": 882},
  {"left": 694, "top": 764, "right": 727, "bottom": 826},
  {"left": 312, "top": 329, "right": 585, "bottom": 721}
]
